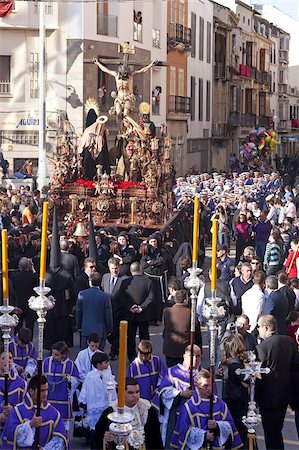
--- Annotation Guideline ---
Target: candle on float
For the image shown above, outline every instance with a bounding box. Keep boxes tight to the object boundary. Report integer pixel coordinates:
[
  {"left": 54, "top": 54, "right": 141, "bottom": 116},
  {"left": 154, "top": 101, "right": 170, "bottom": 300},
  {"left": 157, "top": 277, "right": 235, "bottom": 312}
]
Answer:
[
  {"left": 71, "top": 198, "right": 75, "bottom": 214},
  {"left": 192, "top": 197, "right": 199, "bottom": 264},
  {"left": 118, "top": 320, "right": 128, "bottom": 410},
  {"left": 1, "top": 229, "right": 9, "bottom": 305},
  {"left": 39, "top": 202, "right": 49, "bottom": 281},
  {"left": 211, "top": 219, "right": 218, "bottom": 292},
  {"left": 131, "top": 201, "right": 135, "bottom": 224}
]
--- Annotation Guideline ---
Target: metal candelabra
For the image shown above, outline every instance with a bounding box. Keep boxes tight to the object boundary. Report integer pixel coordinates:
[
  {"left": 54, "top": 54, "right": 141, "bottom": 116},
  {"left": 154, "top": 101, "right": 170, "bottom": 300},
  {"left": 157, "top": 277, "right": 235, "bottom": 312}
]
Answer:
[
  {"left": 107, "top": 409, "right": 133, "bottom": 450},
  {"left": 0, "top": 304, "right": 19, "bottom": 404},
  {"left": 184, "top": 262, "right": 203, "bottom": 387},
  {"left": 235, "top": 351, "right": 270, "bottom": 450},
  {"left": 202, "top": 294, "right": 225, "bottom": 367}
]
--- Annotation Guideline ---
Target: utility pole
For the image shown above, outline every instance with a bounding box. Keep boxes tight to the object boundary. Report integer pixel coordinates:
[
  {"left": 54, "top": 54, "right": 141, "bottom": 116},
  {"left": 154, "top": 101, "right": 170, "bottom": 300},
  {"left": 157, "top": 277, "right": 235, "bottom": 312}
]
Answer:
[{"left": 38, "top": 1, "right": 47, "bottom": 191}]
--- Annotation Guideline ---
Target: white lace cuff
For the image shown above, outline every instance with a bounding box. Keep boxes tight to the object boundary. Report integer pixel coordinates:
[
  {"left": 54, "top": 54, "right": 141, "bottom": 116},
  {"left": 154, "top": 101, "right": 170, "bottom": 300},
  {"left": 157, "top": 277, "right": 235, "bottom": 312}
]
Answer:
[
  {"left": 25, "top": 358, "right": 37, "bottom": 376},
  {"left": 186, "top": 427, "right": 205, "bottom": 450},
  {"left": 16, "top": 421, "right": 34, "bottom": 447},
  {"left": 217, "top": 421, "right": 232, "bottom": 446},
  {"left": 162, "top": 387, "right": 180, "bottom": 409},
  {"left": 43, "top": 435, "right": 65, "bottom": 450}
]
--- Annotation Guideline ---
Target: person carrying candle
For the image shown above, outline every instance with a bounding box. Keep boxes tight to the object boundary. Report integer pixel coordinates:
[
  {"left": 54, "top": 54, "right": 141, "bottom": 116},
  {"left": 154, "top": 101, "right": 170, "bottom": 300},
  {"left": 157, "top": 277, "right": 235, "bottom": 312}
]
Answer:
[
  {"left": 127, "top": 340, "right": 167, "bottom": 400},
  {"left": 1, "top": 374, "right": 67, "bottom": 450},
  {"left": 94, "top": 378, "right": 163, "bottom": 450},
  {"left": 0, "top": 344, "right": 27, "bottom": 438},
  {"left": 42, "top": 341, "right": 80, "bottom": 432}
]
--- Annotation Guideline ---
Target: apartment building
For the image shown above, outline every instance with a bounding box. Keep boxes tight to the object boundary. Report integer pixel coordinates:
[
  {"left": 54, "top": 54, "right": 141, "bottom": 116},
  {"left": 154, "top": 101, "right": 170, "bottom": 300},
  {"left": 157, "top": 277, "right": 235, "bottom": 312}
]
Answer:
[
  {"left": 187, "top": 0, "right": 213, "bottom": 173},
  {"left": 165, "top": 0, "right": 191, "bottom": 176},
  {"left": 0, "top": 1, "right": 167, "bottom": 172}
]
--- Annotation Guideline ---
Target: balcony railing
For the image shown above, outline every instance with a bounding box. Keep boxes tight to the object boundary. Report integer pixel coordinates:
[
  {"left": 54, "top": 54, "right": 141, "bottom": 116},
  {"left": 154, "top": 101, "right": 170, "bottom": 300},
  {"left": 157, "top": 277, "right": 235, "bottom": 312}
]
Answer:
[
  {"left": 278, "top": 119, "right": 292, "bottom": 131},
  {"left": 214, "top": 63, "right": 231, "bottom": 80},
  {"left": 240, "top": 113, "right": 256, "bottom": 127},
  {"left": 239, "top": 64, "right": 251, "bottom": 78},
  {"left": 257, "top": 116, "right": 271, "bottom": 127},
  {"left": 278, "top": 84, "right": 288, "bottom": 94},
  {"left": 228, "top": 111, "right": 240, "bottom": 126},
  {"left": 0, "top": 81, "right": 11, "bottom": 95},
  {"left": 97, "top": 14, "right": 118, "bottom": 37},
  {"left": 169, "top": 95, "right": 190, "bottom": 114},
  {"left": 168, "top": 23, "right": 191, "bottom": 47},
  {"left": 250, "top": 67, "right": 257, "bottom": 80},
  {"left": 212, "top": 123, "right": 232, "bottom": 138},
  {"left": 256, "top": 70, "right": 263, "bottom": 83},
  {"left": 262, "top": 72, "right": 270, "bottom": 84}
]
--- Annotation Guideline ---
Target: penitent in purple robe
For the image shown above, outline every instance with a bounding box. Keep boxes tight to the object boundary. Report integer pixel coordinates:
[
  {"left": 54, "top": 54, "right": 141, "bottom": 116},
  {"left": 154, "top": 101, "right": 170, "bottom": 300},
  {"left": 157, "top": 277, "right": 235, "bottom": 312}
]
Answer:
[
  {"left": 1, "top": 394, "right": 68, "bottom": 449},
  {"left": 127, "top": 355, "right": 167, "bottom": 400},
  {"left": 9, "top": 335, "right": 37, "bottom": 370},
  {"left": 170, "top": 389, "right": 243, "bottom": 450},
  {"left": 0, "top": 371, "right": 26, "bottom": 435},
  {"left": 43, "top": 356, "right": 80, "bottom": 421}
]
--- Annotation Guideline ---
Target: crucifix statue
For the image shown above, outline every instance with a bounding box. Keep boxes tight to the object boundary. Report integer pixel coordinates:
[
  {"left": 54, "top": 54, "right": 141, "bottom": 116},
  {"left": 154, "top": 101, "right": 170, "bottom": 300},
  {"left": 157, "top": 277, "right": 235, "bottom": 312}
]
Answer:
[{"left": 93, "top": 42, "right": 158, "bottom": 133}]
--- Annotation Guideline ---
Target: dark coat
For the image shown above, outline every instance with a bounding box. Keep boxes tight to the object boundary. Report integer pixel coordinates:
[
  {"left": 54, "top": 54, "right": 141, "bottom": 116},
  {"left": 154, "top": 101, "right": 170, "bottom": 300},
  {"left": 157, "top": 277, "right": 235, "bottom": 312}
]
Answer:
[
  {"left": 11, "top": 270, "right": 38, "bottom": 313},
  {"left": 76, "top": 286, "right": 112, "bottom": 338},
  {"left": 60, "top": 251, "right": 80, "bottom": 280},
  {"left": 256, "top": 333, "right": 299, "bottom": 408},
  {"left": 262, "top": 290, "right": 289, "bottom": 335},
  {"left": 101, "top": 272, "right": 127, "bottom": 319},
  {"left": 163, "top": 303, "right": 201, "bottom": 358},
  {"left": 121, "top": 274, "right": 154, "bottom": 322},
  {"left": 44, "top": 267, "right": 76, "bottom": 349},
  {"left": 75, "top": 271, "right": 89, "bottom": 297}
]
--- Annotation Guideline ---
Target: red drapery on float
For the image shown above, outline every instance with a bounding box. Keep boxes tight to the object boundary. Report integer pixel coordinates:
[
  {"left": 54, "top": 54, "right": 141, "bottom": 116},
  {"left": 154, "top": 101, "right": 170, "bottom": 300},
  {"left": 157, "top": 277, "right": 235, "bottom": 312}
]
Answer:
[
  {"left": 0, "top": 1, "right": 13, "bottom": 17},
  {"left": 70, "top": 180, "right": 147, "bottom": 190}
]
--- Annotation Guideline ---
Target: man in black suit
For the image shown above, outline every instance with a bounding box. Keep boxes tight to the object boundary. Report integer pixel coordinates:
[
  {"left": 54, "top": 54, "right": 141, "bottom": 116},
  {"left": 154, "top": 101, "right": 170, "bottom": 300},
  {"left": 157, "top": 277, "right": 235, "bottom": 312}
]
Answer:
[
  {"left": 256, "top": 314, "right": 299, "bottom": 450},
  {"left": 60, "top": 239, "right": 80, "bottom": 281},
  {"left": 101, "top": 257, "right": 127, "bottom": 360},
  {"left": 75, "top": 257, "right": 97, "bottom": 296},
  {"left": 76, "top": 272, "right": 112, "bottom": 349},
  {"left": 121, "top": 262, "right": 154, "bottom": 361},
  {"left": 262, "top": 275, "right": 288, "bottom": 334}
]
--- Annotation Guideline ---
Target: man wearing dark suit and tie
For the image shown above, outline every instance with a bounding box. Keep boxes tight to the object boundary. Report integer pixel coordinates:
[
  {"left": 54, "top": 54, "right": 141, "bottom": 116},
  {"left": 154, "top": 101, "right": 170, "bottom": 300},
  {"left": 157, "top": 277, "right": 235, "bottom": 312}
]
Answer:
[
  {"left": 121, "top": 262, "right": 155, "bottom": 361},
  {"left": 256, "top": 314, "right": 299, "bottom": 450},
  {"left": 75, "top": 257, "right": 97, "bottom": 296},
  {"left": 101, "top": 257, "right": 128, "bottom": 360},
  {"left": 76, "top": 272, "right": 113, "bottom": 350},
  {"left": 262, "top": 275, "right": 288, "bottom": 334}
]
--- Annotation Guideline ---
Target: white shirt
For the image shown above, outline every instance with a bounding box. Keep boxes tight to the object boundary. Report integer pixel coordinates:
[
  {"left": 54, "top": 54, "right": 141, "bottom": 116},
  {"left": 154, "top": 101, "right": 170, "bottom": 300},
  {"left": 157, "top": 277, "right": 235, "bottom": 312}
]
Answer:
[
  {"left": 75, "top": 348, "right": 112, "bottom": 382},
  {"left": 241, "top": 284, "right": 265, "bottom": 332}
]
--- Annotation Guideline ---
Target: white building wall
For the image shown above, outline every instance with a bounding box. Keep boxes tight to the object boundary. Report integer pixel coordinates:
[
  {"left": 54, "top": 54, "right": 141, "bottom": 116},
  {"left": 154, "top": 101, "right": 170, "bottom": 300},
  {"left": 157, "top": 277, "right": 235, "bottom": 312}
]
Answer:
[{"left": 187, "top": 0, "right": 213, "bottom": 140}]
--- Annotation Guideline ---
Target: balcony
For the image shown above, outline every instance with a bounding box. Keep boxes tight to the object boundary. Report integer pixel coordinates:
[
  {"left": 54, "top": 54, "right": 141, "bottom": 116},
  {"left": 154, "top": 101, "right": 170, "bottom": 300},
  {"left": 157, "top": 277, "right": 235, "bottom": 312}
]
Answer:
[
  {"left": 278, "top": 84, "right": 288, "bottom": 95},
  {"left": 279, "top": 50, "right": 289, "bottom": 63},
  {"left": 212, "top": 123, "right": 232, "bottom": 138},
  {"left": 97, "top": 14, "right": 118, "bottom": 37},
  {"left": 240, "top": 113, "right": 256, "bottom": 127},
  {"left": 262, "top": 72, "right": 270, "bottom": 85},
  {"left": 257, "top": 116, "right": 271, "bottom": 127},
  {"left": 228, "top": 111, "right": 240, "bottom": 126},
  {"left": 0, "top": 81, "right": 11, "bottom": 96},
  {"left": 256, "top": 70, "right": 263, "bottom": 83},
  {"left": 169, "top": 95, "right": 190, "bottom": 114},
  {"left": 168, "top": 23, "right": 191, "bottom": 48},
  {"left": 239, "top": 64, "right": 251, "bottom": 78},
  {"left": 214, "top": 63, "right": 231, "bottom": 80},
  {"left": 250, "top": 67, "right": 257, "bottom": 80},
  {"left": 278, "top": 119, "right": 292, "bottom": 132}
]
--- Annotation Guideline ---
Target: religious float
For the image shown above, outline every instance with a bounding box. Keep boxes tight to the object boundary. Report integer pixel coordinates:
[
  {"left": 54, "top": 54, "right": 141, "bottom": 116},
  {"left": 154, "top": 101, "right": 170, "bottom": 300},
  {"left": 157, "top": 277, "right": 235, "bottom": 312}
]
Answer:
[{"left": 47, "top": 43, "right": 174, "bottom": 232}]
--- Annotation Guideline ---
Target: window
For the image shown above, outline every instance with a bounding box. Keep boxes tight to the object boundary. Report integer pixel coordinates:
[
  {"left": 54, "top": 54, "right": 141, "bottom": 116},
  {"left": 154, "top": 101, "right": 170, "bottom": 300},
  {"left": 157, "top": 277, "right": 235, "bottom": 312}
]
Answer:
[
  {"left": 0, "top": 55, "right": 11, "bottom": 95},
  {"left": 170, "top": 0, "right": 176, "bottom": 23},
  {"left": 199, "top": 17, "right": 204, "bottom": 61},
  {"left": 246, "top": 42, "right": 253, "bottom": 67},
  {"left": 190, "top": 76, "right": 195, "bottom": 121},
  {"left": 133, "top": 11, "right": 142, "bottom": 43},
  {"left": 259, "top": 92, "right": 266, "bottom": 116},
  {"left": 170, "top": 66, "right": 176, "bottom": 96},
  {"left": 191, "top": 12, "right": 196, "bottom": 58},
  {"left": 178, "top": 68, "right": 184, "bottom": 97},
  {"left": 179, "top": 1, "right": 185, "bottom": 25},
  {"left": 152, "top": 29, "right": 160, "bottom": 48},
  {"left": 30, "top": 53, "right": 39, "bottom": 98},
  {"left": 198, "top": 78, "right": 203, "bottom": 121},
  {"left": 260, "top": 48, "right": 265, "bottom": 72},
  {"left": 206, "top": 21, "right": 211, "bottom": 63},
  {"left": 206, "top": 80, "right": 211, "bottom": 121},
  {"left": 243, "top": 16, "right": 245, "bottom": 24},
  {"left": 0, "top": 131, "right": 39, "bottom": 146},
  {"left": 34, "top": 2, "right": 53, "bottom": 14}
]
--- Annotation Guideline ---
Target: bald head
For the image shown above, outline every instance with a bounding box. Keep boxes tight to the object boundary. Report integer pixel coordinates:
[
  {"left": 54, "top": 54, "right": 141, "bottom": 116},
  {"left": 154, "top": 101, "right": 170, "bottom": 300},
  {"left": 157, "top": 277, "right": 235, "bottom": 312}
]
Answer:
[{"left": 130, "top": 262, "right": 142, "bottom": 275}]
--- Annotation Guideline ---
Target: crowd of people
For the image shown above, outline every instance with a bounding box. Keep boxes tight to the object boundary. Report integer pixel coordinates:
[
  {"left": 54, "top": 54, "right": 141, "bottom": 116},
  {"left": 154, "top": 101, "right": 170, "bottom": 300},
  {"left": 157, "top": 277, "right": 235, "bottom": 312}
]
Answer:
[{"left": 1, "top": 159, "right": 299, "bottom": 449}]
